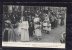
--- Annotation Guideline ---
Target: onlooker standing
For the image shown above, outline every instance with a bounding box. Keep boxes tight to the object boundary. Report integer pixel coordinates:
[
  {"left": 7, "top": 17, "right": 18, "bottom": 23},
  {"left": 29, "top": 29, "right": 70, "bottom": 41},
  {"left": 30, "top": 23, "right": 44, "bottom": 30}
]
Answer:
[
  {"left": 34, "top": 14, "right": 42, "bottom": 40},
  {"left": 2, "top": 20, "right": 15, "bottom": 41},
  {"left": 54, "top": 16, "right": 58, "bottom": 28},
  {"left": 28, "top": 15, "right": 34, "bottom": 37},
  {"left": 34, "top": 22, "right": 42, "bottom": 40},
  {"left": 14, "top": 22, "right": 21, "bottom": 41},
  {"left": 43, "top": 14, "right": 51, "bottom": 34},
  {"left": 60, "top": 14, "right": 65, "bottom": 26},
  {"left": 2, "top": 20, "right": 11, "bottom": 41},
  {"left": 49, "top": 12, "right": 55, "bottom": 29}
]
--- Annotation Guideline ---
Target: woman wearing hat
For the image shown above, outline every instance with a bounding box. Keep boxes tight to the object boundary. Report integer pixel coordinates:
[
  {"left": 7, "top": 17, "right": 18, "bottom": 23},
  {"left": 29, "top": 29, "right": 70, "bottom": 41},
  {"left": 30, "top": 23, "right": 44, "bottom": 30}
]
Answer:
[{"left": 2, "top": 20, "right": 14, "bottom": 41}]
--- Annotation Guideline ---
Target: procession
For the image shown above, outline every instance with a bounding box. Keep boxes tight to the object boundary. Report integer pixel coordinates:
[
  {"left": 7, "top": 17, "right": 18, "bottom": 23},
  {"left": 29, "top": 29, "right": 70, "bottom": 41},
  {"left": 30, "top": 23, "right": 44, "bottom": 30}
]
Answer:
[{"left": 2, "top": 5, "right": 66, "bottom": 43}]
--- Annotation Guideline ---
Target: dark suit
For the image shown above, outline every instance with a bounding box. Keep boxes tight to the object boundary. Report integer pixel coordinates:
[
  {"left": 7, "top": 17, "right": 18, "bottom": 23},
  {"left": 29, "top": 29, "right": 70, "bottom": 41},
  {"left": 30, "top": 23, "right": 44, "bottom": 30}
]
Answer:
[{"left": 28, "top": 16, "right": 34, "bottom": 36}]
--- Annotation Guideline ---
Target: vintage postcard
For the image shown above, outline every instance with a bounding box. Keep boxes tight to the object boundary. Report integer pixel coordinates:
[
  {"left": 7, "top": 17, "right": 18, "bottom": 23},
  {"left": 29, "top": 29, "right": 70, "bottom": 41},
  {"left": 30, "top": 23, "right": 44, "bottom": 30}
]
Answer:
[{"left": 2, "top": 5, "right": 66, "bottom": 48}]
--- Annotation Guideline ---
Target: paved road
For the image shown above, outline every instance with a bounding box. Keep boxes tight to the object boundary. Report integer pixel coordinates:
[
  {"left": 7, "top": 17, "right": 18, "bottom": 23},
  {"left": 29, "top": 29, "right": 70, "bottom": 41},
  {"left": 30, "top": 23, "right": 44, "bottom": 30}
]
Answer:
[
  {"left": 30, "top": 15, "right": 66, "bottom": 43},
  {"left": 30, "top": 25, "right": 66, "bottom": 43}
]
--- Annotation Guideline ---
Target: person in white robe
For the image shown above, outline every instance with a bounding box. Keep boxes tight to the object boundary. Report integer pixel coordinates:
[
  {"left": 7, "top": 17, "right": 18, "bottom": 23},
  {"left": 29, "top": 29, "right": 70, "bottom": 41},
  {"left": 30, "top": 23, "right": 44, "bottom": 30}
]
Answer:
[{"left": 18, "top": 21, "right": 29, "bottom": 42}]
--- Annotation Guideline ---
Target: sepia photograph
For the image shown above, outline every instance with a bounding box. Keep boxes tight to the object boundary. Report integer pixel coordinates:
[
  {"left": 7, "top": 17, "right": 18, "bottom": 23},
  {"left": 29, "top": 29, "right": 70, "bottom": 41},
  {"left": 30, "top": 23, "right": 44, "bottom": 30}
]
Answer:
[{"left": 2, "top": 5, "right": 66, "bottom": 48}]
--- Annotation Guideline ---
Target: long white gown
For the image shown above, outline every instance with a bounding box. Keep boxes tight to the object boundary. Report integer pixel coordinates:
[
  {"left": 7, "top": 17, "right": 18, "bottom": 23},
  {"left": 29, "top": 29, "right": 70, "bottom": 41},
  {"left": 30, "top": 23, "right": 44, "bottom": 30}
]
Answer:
[{"left": 18, "top": 21, "right": 29, "bottom": 42}]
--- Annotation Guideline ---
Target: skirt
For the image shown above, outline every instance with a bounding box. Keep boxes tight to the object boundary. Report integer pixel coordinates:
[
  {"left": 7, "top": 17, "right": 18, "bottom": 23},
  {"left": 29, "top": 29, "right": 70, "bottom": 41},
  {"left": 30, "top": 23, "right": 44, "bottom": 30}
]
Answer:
[
  {"left": 8, "top": 29, "right": 16, "bottom": 41},
  {"left": 35, "top": 29, "right": 42, "bottom": 37},
  {"left": 20, "top": 29, "right": 29, "bottom": 42}
]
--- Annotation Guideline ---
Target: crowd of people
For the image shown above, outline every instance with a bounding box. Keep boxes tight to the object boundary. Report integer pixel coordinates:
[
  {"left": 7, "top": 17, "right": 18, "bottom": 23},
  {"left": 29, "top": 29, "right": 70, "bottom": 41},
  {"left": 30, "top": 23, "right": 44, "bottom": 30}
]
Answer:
[{"left": 2, "top": 6, "right": 66, "bottom": 42}]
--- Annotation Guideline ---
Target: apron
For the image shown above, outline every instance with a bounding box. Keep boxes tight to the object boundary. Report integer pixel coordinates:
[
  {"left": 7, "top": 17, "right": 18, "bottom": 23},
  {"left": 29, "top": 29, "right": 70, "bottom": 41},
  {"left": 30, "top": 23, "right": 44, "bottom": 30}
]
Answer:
[
  {"left": 43, "top": 22, "right": 51, "bottom": 31},
  {"left": 34, "top": 24, "right": 42, "bottom": 37},
  {"left": 35, "top": 29, "right": 42, "bottom": 37}
]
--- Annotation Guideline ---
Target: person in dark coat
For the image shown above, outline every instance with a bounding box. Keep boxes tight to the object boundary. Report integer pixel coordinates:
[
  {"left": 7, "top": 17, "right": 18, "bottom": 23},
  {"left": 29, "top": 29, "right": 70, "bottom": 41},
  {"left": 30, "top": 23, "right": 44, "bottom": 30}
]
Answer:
[
  {"left": 49, "top": 12, "right": 55, "bottom": 29},
  {"left": 28, "top": 15, "right": 34, "bottom": 37},
  {"left": 2, "top": 21, "right": 10, "bottom": 41},
  {"left": 54, "top": 17, "right": 58, "bottom": 28},
  {"left": 60, "top": 14, "right": 65, "bottom": 26}
]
